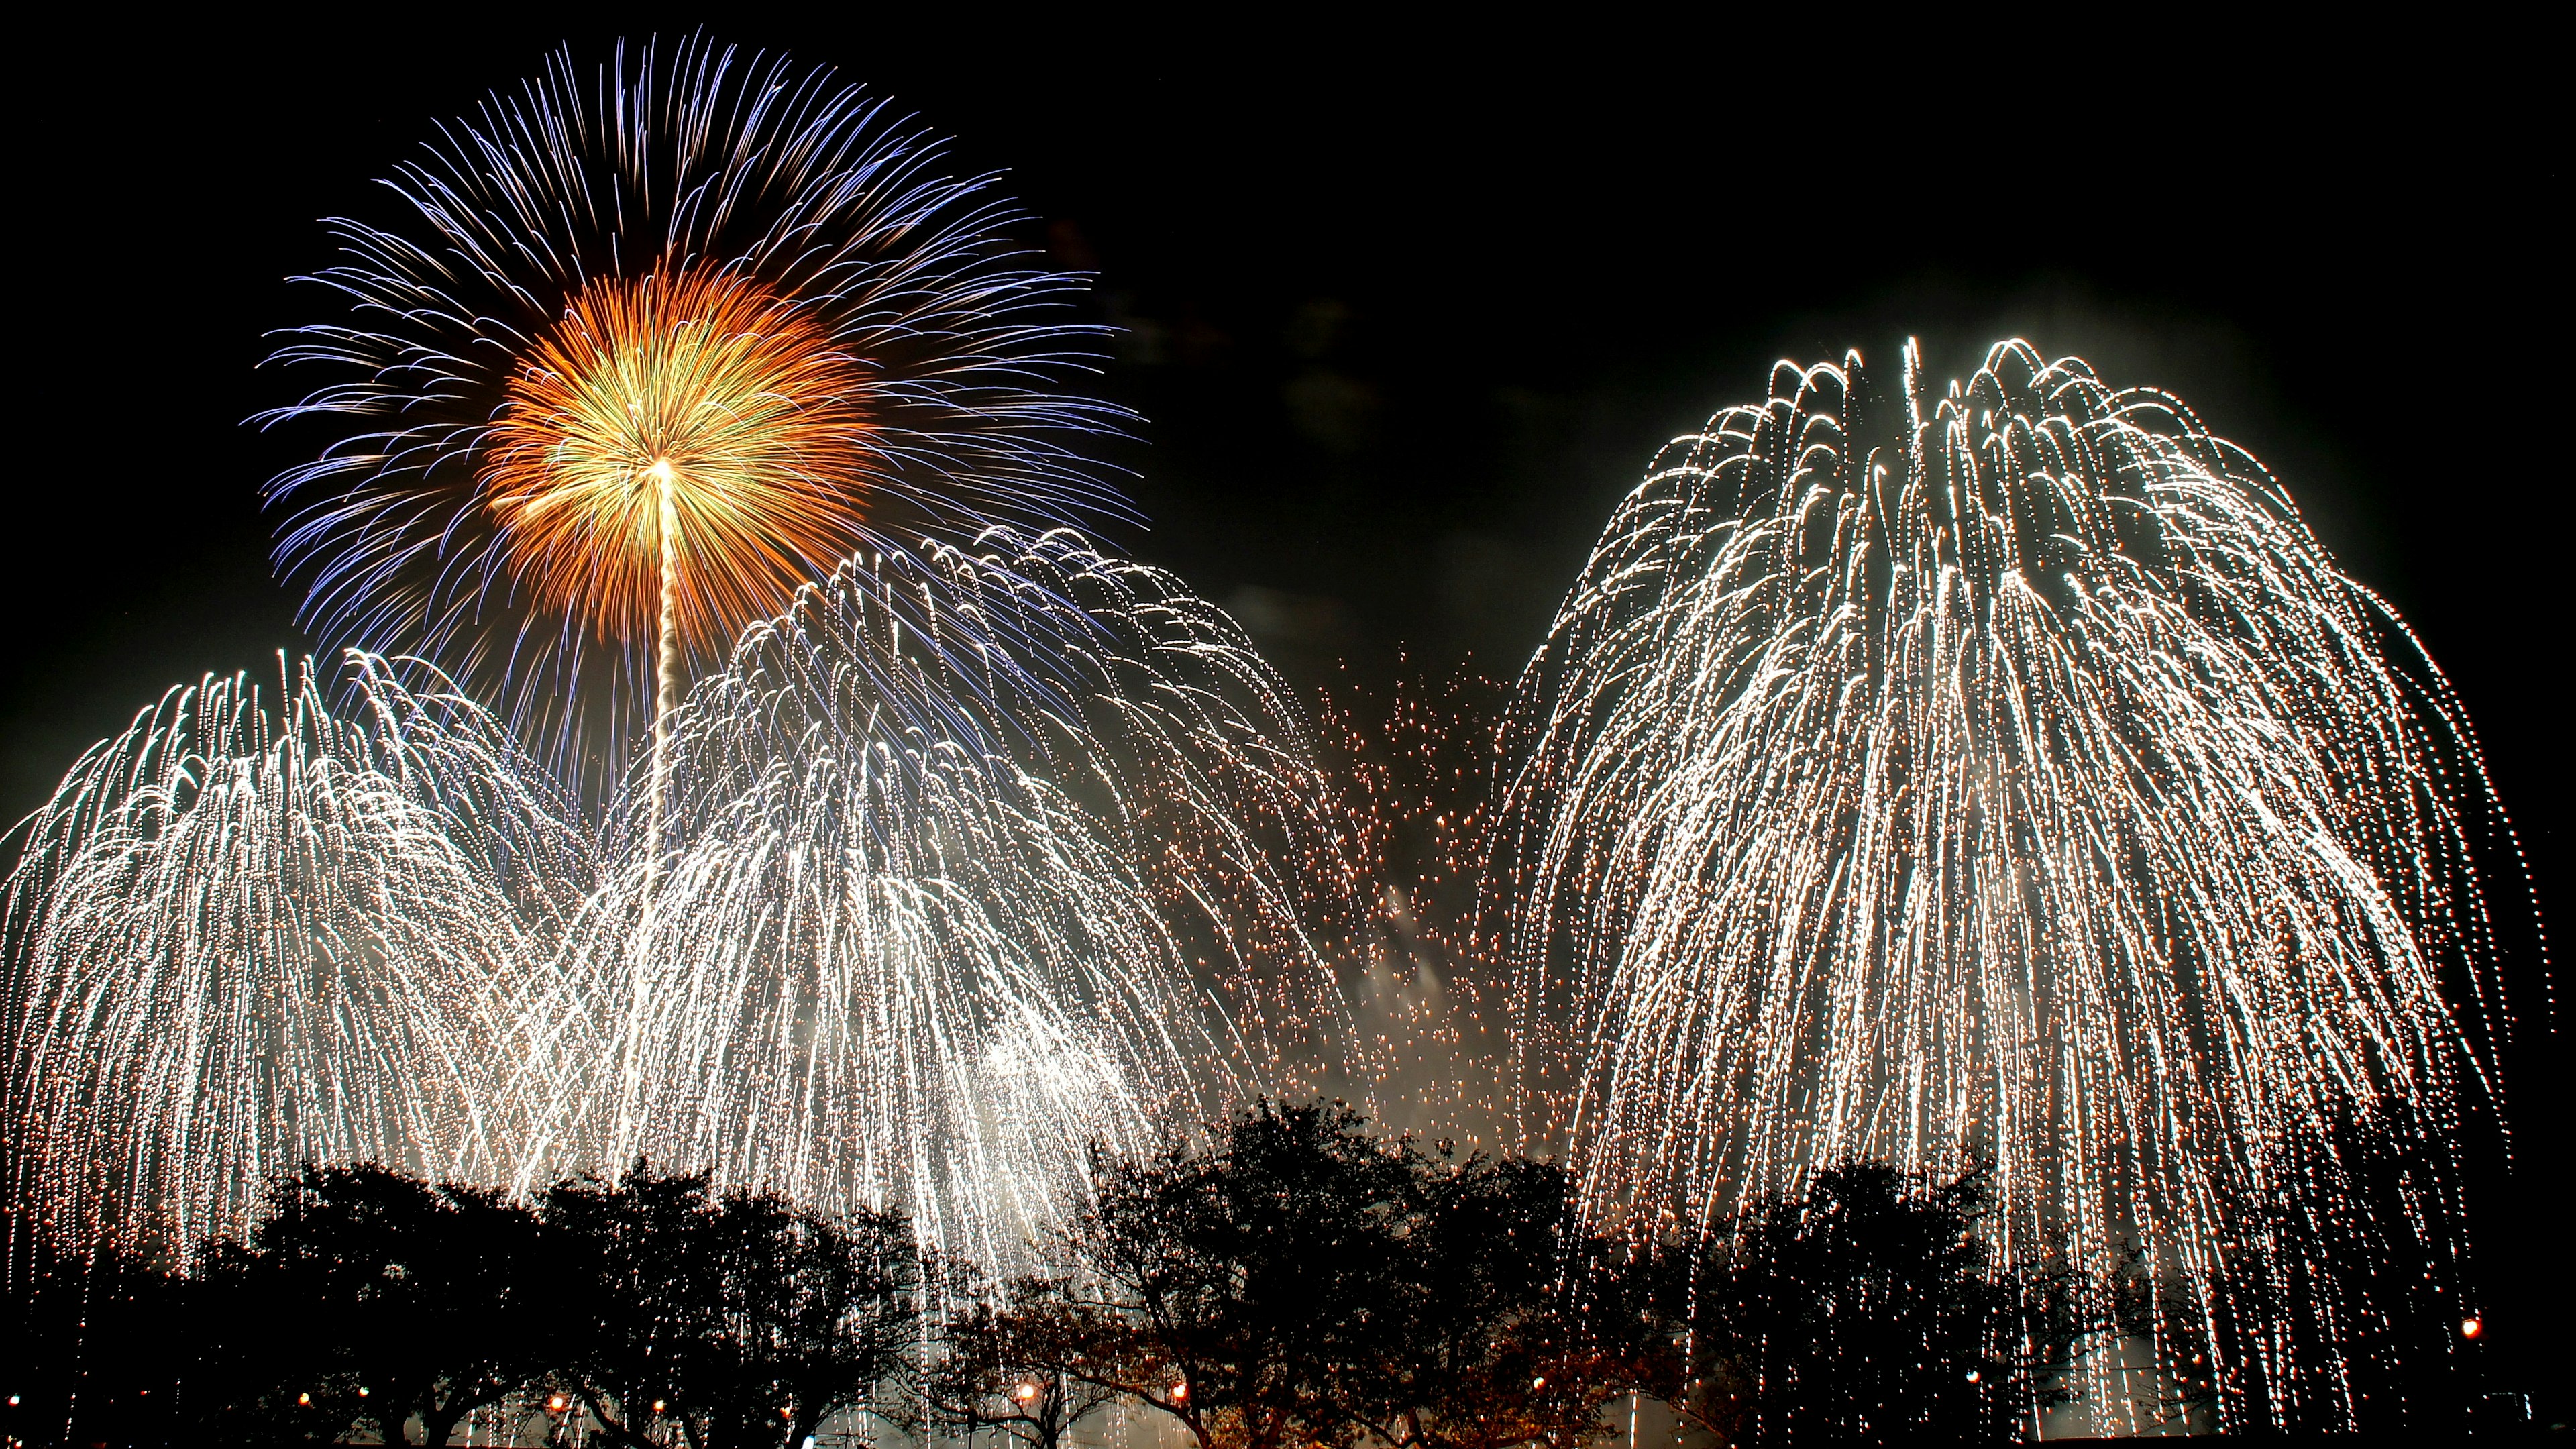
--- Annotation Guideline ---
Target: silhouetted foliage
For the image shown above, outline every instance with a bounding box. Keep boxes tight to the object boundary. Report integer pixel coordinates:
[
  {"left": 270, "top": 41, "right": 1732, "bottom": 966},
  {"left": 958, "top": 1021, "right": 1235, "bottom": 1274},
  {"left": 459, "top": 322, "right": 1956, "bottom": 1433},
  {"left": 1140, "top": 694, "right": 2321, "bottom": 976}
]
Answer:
[
  {"left": 2197, "top": 1102, "right": 2486, "bottom": 1434},
  {"left": 1015, "top": 1101, "right": 1660, "bottom": 1449},
  {"left": 17, "top": 1115, "right": 2352, "bottom": 1449},
  {"left": 1666, "top": 1162, "right": 2092, "bottom": 1446},
  {"left": 924, "top": 1268, "right": 1121, "bottom": 1449},
  {"left": 213, "top": 1164, "right": 552, "bottom": 1447},
  {"left": 541, "top": 1161, "right": 923, "bottom": 1449}
]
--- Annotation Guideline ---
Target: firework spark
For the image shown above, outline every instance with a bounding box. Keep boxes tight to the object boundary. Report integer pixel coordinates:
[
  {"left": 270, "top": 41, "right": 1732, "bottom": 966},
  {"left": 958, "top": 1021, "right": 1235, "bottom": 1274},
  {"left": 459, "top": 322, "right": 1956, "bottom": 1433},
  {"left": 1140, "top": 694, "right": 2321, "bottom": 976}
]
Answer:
[
  {"left": 260, "top": 37, "right": 1130, "bottom": 788},
  {"left": 1493, "top": 341, "right": 2534, "bottom": 1430}
]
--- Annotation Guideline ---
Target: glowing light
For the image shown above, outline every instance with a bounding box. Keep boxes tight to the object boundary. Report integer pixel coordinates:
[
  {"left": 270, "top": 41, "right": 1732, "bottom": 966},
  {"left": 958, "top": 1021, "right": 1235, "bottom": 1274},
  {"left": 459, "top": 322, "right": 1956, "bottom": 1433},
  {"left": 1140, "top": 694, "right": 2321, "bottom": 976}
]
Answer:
[
  {"left": 2462, "top": 1318, "right": 2483, "bottom": 1339},
  {"left": 1016, "top": 1384, "right": 1040, "bottom": 1403},
  {"left": 1496, "top": 340, "right": 2528, "bottom": 1433},
  {"left": 1, "top": 657, "right": 586, "bottom": 1254}
]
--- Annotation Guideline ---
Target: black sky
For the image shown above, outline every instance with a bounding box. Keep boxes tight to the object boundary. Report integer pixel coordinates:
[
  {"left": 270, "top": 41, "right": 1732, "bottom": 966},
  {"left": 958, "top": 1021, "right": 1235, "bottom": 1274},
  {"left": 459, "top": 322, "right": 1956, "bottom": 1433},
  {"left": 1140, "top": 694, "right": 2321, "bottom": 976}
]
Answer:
[{"left": 8, "top": 9, "right": 2567, "bottom": 1377}]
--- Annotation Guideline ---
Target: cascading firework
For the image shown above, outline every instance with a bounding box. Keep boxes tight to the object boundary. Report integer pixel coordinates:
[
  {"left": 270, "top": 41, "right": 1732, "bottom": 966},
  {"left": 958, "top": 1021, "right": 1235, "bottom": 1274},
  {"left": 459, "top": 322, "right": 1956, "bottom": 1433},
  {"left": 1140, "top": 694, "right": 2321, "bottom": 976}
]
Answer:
[
  {"left": 550, "top": 531, "right": 1357, "bottom": 1266},
  {"left": 2, "top": 536, "right": 1355, "bottom": 1265},
  {"left": 1, "top": 659, "right": 592, "bottom": 1256},
  {"left": 1493, "top": 341, "right": 2529, "bottom": 1430}
]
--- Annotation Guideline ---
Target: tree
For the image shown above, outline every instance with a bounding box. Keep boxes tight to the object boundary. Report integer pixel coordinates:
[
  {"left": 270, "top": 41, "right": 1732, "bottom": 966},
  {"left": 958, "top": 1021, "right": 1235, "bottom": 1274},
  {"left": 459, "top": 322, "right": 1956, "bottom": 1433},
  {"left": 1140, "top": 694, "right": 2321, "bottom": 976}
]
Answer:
[
  {"left": 695, "top": 1189, "right": 924, "bottom": 1449},
  {"left": 1670, "top": 1163, "right": 2092, "bottom": 1446},
  {"left": 1311, "top": 1148, "right": 1664, "bottom": 1449},
  {"left": 1059, "top": 1101, "right": 1428, "bottom": 1449},
  {"left": 542, "top": 1162, "right": 924, "bottom": 1449},
  {"left": 155, "top": 1164, "right": 553, "bottom": 1448},
  {"left": 1042, "top": 1100, "right": 1656, "bottom": 1449},
  {"left": 542, "top": 1161, "right": 722, "bottom": 1449},
  {"left": 925, "top": 1269, "right": 1121, "bottom": 1449}
]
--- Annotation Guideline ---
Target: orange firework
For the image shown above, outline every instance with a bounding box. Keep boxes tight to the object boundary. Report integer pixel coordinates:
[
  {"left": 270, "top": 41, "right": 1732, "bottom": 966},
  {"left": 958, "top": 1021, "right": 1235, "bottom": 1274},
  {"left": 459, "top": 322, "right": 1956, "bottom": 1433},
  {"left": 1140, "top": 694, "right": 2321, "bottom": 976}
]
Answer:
[
  {"left": 480, "top": 266, "right": 871, "bottom": 832},
  {"left": 483, "top": 267, "right": 870, "bottom": 667}
]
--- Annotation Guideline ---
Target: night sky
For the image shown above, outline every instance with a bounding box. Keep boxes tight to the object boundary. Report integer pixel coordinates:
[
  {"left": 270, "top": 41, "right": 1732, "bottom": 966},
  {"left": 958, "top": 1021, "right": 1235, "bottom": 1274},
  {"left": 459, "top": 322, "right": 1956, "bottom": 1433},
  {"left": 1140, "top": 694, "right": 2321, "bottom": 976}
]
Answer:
[{"left": 9, "top": 10, "right": 2565, "bottom": 1379}]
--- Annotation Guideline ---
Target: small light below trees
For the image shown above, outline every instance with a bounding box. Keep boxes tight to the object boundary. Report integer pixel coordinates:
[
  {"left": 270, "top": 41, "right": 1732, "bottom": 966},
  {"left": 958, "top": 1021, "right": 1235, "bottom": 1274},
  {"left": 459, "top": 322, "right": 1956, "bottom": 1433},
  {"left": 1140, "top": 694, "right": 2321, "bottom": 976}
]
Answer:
[
  {"left": 297, "top": 1393, "right": 311, "bottom": 1407},
  {"left": 2461, "top": 1317, "right": 2483, "bottom": 1339}
]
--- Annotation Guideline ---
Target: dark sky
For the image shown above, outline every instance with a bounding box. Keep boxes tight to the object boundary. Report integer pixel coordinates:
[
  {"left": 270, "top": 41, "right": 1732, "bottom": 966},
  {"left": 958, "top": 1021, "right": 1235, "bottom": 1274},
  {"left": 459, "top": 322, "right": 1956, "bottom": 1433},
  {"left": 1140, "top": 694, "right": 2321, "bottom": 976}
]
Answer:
[
  {"left": 10, "top": 21, "right": 2560, "bottom": 932},
  {"left": 5, "top": 8, "right": 2567, "bottom": 1399}
]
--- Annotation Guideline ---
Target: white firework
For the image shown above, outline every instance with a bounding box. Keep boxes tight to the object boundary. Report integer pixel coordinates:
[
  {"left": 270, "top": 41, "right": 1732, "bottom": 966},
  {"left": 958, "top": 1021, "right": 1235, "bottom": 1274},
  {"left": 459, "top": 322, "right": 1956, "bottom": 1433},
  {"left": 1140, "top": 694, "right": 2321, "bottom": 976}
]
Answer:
[
  {"left": 2, "top": 658, "right": 590, "bottom": 1254},
  {"left": 4, "top": 536, "right": 1355, "bottom": 1269},
  {"left": 1494, "top": 340, "right": 2528, "bottom": 1429}
]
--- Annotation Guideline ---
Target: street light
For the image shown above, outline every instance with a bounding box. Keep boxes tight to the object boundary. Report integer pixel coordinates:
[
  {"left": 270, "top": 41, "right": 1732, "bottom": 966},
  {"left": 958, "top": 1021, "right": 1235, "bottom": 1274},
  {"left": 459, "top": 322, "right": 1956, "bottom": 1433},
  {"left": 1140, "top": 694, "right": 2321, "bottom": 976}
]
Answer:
[
  {"left": 1015, "top": 1384, "right": 1039, "bottom": 1404},
  {"left": 2462, "top": 1317, "right": 2483, "bottom": 1340}
]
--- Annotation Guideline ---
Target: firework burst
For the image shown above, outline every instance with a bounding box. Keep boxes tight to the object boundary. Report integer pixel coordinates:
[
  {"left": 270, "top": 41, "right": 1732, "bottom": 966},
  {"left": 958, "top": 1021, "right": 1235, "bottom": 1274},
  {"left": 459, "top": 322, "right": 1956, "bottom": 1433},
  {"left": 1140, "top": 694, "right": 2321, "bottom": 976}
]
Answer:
[
  {"left": 548, "top": 531, "right": 1361, "bottom": 1265},
  {"left": 1, "top": 659, "right": 591, "bottom": 1257},
  {"left": 1493, "top": 340, "right": 2535, "bottom": 1430},
  {"left": 260, "top": 36, "right": 1129, "bottom": 788}
]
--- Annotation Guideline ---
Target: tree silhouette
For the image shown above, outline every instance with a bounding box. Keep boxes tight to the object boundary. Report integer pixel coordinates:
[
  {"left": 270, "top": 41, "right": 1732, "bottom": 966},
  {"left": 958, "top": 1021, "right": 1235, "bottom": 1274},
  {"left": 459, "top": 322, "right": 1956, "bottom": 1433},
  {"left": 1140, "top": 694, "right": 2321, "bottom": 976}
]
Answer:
[
  {"left": 1668, "top": 1163, "right": 2090, "bottom": 1446},
  {"left": 540, "top": 1161, "right": 922, "bottom": 1449},
  {"left": 1036, "top": 1101, "right": 1659, "bottom": 1449},
  {"left": 216, "top": 1164, "right": 550, "bottom": 1447},
  {"left": 926, "top": 1269, "right": 1122, "bottom": 1449}
]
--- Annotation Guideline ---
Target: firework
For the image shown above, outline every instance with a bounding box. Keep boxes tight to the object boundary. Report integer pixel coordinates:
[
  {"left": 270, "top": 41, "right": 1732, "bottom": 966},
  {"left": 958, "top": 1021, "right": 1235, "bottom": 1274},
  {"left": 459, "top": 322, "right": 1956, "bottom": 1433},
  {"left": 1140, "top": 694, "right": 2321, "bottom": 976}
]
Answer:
[
  {"left": 2, "top": 658, "right": 591, "bottom": 1256},
  {"left": 1493, "top": 341, "right": 2533, "bottom": 1430},
  {"left": 5, "top": 536, "right": 1355, "bottom": 1263},
  {"left": 260, "top": 37, "right": 1130, "bottom": 790},
  {"left": 547, "top": 531, "right": 1360, "bottom": 1265}
]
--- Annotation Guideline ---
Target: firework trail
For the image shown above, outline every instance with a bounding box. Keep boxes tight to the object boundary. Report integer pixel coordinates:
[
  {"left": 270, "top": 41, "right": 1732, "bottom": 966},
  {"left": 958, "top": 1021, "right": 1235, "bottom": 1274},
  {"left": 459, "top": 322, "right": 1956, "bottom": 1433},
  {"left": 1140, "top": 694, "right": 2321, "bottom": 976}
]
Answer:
[
  {"left": 259, "top": 36, "right": 1130, "bottom": 795},
  {"left": 548, "top": 531, "right": 1360, "bottom": 1265},
  {"left": 1493, "top": 341, "right": 2535, "bottom": 1429},
  {"left": 2, "top": 659, "right": 592, "bottom": 1256}
]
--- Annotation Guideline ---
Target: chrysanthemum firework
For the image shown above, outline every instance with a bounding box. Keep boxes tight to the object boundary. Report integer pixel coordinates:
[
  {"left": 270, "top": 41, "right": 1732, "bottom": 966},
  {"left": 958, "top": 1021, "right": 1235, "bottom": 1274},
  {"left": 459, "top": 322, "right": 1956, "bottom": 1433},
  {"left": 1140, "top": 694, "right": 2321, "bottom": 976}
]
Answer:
[
  {"left": 1493, "top": 341, "right": 2535, "bottom": 1432},
  {"left": 260, "top": 36, "right": 1130, "bottom": 790}
]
